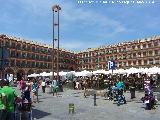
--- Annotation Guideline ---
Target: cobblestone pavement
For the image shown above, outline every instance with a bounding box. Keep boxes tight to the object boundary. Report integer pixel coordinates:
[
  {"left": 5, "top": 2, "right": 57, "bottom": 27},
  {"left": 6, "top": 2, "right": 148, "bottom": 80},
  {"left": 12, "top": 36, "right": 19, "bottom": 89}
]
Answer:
[{"left": 16, "top": 87, "right": 160, "bottom": 120}]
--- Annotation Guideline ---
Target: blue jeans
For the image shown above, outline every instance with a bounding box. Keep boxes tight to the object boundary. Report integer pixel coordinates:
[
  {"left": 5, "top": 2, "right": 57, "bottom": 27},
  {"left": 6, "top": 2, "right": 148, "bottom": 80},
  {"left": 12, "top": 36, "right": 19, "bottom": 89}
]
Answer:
[
  {"left": 22, "top": 91, "right": 31, "bottom": 102},
  {"left": 0, "top": 110, "right": 14, "bottom": 120}
]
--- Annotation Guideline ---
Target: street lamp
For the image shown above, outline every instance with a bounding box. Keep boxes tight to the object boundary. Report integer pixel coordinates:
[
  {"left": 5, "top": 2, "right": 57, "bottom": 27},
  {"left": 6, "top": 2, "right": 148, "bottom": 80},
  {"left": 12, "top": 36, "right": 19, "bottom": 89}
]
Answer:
[{"left": 52, "top": 5, "right": 61, "bottom": 81}]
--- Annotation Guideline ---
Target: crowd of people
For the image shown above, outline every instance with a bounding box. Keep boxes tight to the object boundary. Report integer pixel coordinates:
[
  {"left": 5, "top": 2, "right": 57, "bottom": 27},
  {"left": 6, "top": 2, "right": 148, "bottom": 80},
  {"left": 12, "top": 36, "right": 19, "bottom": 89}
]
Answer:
[
  {"left": 0, "top": 72, "right": 159, "bottom": 119},
  {"left": 71, "top": 73, "right": 159, "bottom": 91}
]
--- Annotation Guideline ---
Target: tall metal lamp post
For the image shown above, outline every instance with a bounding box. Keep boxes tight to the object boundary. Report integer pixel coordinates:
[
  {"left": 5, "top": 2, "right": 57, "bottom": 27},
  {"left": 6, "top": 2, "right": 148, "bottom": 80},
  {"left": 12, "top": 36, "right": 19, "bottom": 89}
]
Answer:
[{"left": 52, "top": 5, "right": 61, "bottom": 81}]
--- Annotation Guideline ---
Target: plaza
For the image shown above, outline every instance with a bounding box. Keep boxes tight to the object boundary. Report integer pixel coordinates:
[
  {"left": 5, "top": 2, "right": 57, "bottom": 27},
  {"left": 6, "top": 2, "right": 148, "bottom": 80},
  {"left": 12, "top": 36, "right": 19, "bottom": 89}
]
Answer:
[
  {"left": 27, "top": 88, "right": 160, "bottom": 120},
  {"left": 0, "top": 1, "right": 160, "bottom": 120}
]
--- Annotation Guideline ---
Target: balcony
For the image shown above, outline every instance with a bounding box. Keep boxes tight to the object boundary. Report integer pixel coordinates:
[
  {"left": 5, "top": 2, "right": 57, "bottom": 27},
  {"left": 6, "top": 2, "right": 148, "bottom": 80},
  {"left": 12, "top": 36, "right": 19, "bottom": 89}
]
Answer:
[
  {"left": 16, "top": 44, "right": 22, "bottom": 50},
  {"left": 5, "top": 42, "right": 10, "bottom": 48}
]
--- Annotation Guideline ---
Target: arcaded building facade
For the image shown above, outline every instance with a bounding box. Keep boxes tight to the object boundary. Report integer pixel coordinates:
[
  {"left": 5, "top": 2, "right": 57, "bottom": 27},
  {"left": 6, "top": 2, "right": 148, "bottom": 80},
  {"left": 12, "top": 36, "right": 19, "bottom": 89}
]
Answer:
[
  {"left": 0, "top": 34, "right": 160, "bottom": 80},
  {"left": 0, "top": 34, "right": 78, "bottom": 80},
  {"left": 77, "top": 36, "right": 160, "bottom": 71}
]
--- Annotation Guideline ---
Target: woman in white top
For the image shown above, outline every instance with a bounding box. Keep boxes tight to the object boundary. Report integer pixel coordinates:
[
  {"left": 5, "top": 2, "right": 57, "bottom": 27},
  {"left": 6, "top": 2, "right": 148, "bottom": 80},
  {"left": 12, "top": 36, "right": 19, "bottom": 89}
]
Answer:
[{"left": 41, "top": 79, "right": 46, "bottom": 93}]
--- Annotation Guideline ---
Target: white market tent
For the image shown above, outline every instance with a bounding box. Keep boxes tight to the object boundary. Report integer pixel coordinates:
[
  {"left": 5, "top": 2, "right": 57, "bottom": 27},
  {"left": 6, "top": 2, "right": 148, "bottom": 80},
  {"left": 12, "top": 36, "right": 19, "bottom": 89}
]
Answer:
[
  {"left": 75, "top": 70, "right": 92, "bottom": 76},
  {"left": 148, "top": 66, "right": 160, "bottom": 74},
  {"left": 28, "top": 66, "right": 160, "bottom": 78},
  {"left": 59, "top": 71, "right": 68, "bottom": 76},
  {"left": 39, "top": 72, "right": 51, "bottom": 76},
  {"left": 92, "top": 70, "right": 107, "bottom": 74},
  {"left": 28, "top": 73, "right": 40, "bottom": 77}
]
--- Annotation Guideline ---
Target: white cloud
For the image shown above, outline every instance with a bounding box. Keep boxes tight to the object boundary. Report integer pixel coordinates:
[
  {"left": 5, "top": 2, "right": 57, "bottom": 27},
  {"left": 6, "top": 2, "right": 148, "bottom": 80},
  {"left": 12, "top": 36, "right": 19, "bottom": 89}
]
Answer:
[
  {"left": 60, "top": 1, "right": 128, "bottom": 39},
  {"left": 60, "top": 39, "right": 104, "bottom": 51}
]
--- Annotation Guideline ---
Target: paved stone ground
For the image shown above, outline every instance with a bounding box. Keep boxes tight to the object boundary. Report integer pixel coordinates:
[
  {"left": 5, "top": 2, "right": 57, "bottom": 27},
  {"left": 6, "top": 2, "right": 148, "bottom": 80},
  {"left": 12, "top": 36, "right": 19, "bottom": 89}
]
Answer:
[{"left": 15, "top": 87, "right": 160, "bottom": 120}]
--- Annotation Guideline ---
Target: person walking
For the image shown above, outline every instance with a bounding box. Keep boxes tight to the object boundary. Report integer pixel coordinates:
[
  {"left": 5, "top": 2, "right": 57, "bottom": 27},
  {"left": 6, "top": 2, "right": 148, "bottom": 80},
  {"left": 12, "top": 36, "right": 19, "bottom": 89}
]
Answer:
[
  {"left": 83, "top": 80, "right": 88, "bottom": 98},
  {"left": 41, "top": 79, "right": 46, "bottom": 93},
  {"left": 22, "top": 80, "right": 31, "bottom": 103},
  {"left": 116, "top": 79, "right": 126, "bottom": 105},
  {"left": 32, "top": 79, "right": 39, "bottom": 103},
  {"left": 18, "top": 77, "right": 24, "bottom": 91},
  {"left": 52, "top": 79, "right": 58, "bottom": 96},
  {"left": 0, "top": 80, "right": 19, "bottom": 120}
]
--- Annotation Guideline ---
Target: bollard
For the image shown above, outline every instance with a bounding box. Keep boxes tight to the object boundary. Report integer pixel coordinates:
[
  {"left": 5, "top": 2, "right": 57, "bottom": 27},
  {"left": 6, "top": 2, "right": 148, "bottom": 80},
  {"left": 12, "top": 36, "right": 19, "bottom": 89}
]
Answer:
[
  {"left": 69, "top": 103, "right": 75, "bottom": 114},
  {"left": 94, "top": 93, "right": 97, "bottom": 106},
  {"left": 130, "top": 87, "right": 135, "bottom": 99}
]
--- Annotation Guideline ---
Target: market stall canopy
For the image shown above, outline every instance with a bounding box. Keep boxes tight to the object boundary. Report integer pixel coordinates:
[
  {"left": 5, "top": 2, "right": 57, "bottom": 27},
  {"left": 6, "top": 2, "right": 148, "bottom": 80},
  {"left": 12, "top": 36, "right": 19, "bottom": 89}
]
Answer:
[
  {"left": 92, "top": 70, "right": 107, "bottom": 74},
  {"left": 28, "top": 73, "right": 40, "bottom": 77},
  {"left": 75, "top": 70, "right": 92, "bottom": 76}
]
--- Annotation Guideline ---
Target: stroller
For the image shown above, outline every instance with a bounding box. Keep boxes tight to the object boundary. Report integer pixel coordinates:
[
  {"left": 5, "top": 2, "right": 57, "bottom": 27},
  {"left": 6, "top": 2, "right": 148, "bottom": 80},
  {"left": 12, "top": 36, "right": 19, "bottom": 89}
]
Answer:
[
  {"left": 116, "top": 89, "right": 126, "bottom": 106},
  {"left": 104, "top": 86, "right": 113, "bottom": 100},
  {"left": 14, "top": 90, "right": 32, "bottom": 120},
  {"left": 105, "top": 86, "right": 119, "bottom": 101},
  {"left": 14, "top": 101, "right": 32, "bottom": 120},
  {"left": 108, "top": 86, "right": 118, "bottom": 101}
]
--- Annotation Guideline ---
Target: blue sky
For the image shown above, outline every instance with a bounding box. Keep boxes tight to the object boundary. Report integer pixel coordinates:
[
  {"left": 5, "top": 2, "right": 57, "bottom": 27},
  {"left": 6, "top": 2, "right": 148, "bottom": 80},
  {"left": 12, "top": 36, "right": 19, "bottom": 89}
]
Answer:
[{"left": 0, "top": 0, "right": 160, "bottom": 51}]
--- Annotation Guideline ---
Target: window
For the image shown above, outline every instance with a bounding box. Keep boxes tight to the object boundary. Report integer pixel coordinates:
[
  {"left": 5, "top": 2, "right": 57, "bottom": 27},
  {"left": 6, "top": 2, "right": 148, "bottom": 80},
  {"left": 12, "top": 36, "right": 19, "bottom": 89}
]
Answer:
[
  {"left": 16, "top": 52, "right": 21, "bottom": 58},
  {"left": 138, "top": 52, "right": 141, "bottom": 57},
  {"left": 36, "top": 55, "right": 39, "bottom": 60},
  {"left": 149, "top": 59, "right": 153, "bottom": 64},
  {"left": 22, "top": 45, "right": 26, "bottom": 50},
  {"left": 128, "top": 53, "right": 132, "bottom": 59},
  {"left": 5, "top": 41, "right": 10, "bottom": 47},
  {"left": 133, "top": 61, "right": 136, "bottom": 65},
  {"left": 148, "top": 43, "right": 152, "bottom": 48},
  {"left": 11, "top": 42, "right": 16, "bottom": 48},
  {"left": 36, "top": 62, "right": 39, "bottom": 67},
  {"left": 31, "top": 54, "right": 35, "bottom": 59},
  {"left": 133, "top": 53, "right": 136, "bottom": 58},
  {"left": 27, "top": 61, "right": 31, "bottom": 68},
  {"left": 155, "top": 58, "right": 159, "bottom": 64},
  {"left": 132, "top": 46, "right": 135, "bottom": 49},
  {"left": 22, "top": 53, "right": 26, "bottom": 59},
  {"left": 155, "top": 50, "right": 159, "bottom": 55},
  {"left": 10, "top": 51, "right": 16, "bottom": 57},
  {"left": 138, "top": 60, "right": 141, "bottom": 65},
  {"left": 143, "top": 44, "right": 146, "bottom": 48},
  {"left": 144, "top": 60, "right": 147, "bottom": 65},
  {"left": 17, "top": 44, "right": 21, "bottom": 50},
  {"left": 137, "top": 45, "right": 140, "bottom": 49},
  {"left": 32, "top": 47, "right": 35, "bottom": 52},
  {"left": 143, "top": 52, "right": 146, "bottom": 57},
  {"left": 16, "top": 60, "right": 20, "bottom": 67},
  {"left": 32, "top": 62, "right": 35, "bottom": 68},
  {"left": 149, "top": 51, "right": 153, "bottom": 56},
  {"left": 10, "top": 60, "right": 15, "bottom": 67},
  {"left": 27, "top": 53, "right": 31, "bottom": 59},
  {"left": 128, "top": 61, "right": 131, "bottom": 65},
  {"left": 22, "top": 61, "right": 26, "bottom": 67},
  {"left": 27, "top": 46, "right": 31, "bottom": 51},
  {"left": 103, "top": 57, "right": 105, "bottom": 61},
  {"left": 154, "top": 42, "right": 158, "bottom": 47},
  {"left": 122, "top": 54, "right": 126, "bottom": 59}
]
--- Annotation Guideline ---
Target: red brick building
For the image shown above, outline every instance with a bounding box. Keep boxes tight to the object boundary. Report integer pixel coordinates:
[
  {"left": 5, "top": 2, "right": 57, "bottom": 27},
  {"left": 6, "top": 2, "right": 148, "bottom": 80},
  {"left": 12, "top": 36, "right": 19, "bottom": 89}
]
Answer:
[
  {"left": 0, "top": 34, "right": 160, "bottom": 80},
  {"left": 0, "top": 34, "right": 78, "bottom": 80},
  {"left": 77, "top": 36, "right": 160, "bottom": 71}
]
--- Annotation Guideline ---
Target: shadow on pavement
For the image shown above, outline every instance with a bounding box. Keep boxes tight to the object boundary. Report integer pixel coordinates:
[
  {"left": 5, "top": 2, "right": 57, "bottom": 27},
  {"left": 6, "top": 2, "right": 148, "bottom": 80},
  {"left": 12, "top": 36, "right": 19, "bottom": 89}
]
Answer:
[{"left": 32, "top": 108, "right": 51, "bottom": 119}]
